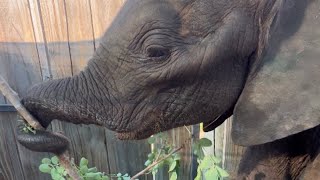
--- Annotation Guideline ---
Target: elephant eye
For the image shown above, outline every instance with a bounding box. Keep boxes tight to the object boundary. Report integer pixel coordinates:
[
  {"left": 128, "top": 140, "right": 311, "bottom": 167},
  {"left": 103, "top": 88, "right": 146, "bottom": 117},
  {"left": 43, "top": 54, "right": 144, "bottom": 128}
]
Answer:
[{"left": 146, "top": 46, "right": 170, "bottom": 60}]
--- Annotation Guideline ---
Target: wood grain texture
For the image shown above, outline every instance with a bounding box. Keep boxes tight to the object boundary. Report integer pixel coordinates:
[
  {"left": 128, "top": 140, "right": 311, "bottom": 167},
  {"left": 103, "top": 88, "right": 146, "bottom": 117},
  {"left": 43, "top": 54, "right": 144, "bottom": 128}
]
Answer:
[
  {"left": 204, "top": 118, "right": 245, "bottom": 179},
  {"left": 89, "top": 0, "right": 125, "bottom": 40},
  {"left": 0, "top": 113, "right": 25, "bottom": 180},
  {"left": 155, "top": 126, "right": 199, "bottom": 180},
  {"left": 64, "top": 0, "right": 95, "bottom": 74},
  {"left": 35, "top": 0, "right": 73, "bottom": 78}
]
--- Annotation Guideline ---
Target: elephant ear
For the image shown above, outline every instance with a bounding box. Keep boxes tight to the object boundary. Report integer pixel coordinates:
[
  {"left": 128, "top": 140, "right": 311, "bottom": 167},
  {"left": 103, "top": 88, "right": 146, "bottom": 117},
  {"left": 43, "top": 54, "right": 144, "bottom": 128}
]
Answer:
[{"left": 232, "top": 0, "right": 320, "bottom": 146}]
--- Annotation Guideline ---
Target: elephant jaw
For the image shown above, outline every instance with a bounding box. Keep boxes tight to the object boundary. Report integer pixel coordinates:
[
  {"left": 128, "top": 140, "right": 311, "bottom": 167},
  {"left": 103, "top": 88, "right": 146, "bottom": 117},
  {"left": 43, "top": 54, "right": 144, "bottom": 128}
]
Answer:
[{"left": 115, "top": 111, "right": 164, "bottom": 140}]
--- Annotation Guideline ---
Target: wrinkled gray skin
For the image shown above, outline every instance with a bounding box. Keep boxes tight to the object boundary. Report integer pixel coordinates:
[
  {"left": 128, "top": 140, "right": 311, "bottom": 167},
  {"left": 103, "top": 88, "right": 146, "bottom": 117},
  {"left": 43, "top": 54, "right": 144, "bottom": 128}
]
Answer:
[{"left": 16, "top": 0, "right": 320, "bottom": 179}]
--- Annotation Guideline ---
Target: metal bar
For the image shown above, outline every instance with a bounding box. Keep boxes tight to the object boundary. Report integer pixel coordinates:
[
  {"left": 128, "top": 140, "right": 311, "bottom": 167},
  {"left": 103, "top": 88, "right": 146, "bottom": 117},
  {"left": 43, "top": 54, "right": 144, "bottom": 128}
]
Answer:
[{"left": 0, "top": 104, "right": 16, "bottom": 112}]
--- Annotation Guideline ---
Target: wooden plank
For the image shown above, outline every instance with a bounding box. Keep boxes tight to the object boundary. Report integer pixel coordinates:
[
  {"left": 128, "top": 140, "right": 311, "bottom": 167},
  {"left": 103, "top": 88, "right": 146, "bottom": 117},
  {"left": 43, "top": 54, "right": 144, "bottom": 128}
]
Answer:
[
  {"left": 0, "top": 113, "right": 25, "bottom": 180},
  {"left": 64, "top": 0, "right": 95, "bottom": 75},
  {"left": 89, "top": 0, "right": 125, "bottom": 43},
  {"left": 223, "top": 119, "right": 245, "bottom": 178},
  {"left": 170, "top": 127, "right": 196, "bottom": 179},
  {"left": 104, "top": 132, "right": 152, "bottom": 178},
  {"left": 155, "top": 126, "right": 198, "bottom": 180},
  {"left": 28, "top": 0, "right": 51, "bottom": 81},
  {"left": 36, "top": 0, "right": 73, "bottom": 78},
  {"left": 212, "top": 118, "right": 245, "bottom": 179}
]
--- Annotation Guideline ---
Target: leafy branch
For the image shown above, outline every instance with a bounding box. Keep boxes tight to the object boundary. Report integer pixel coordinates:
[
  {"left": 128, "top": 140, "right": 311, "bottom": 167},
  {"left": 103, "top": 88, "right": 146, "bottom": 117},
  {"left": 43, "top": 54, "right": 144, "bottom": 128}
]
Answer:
[{"left": 130, "top": 145, "right": 183, "bottom": 180}]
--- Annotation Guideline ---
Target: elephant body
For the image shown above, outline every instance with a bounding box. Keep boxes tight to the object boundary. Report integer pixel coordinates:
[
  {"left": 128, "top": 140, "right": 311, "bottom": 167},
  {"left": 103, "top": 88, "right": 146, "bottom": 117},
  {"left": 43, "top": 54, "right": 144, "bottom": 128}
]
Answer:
[{"left": 16, "top": 0, "right": 320, "bottom": 179}]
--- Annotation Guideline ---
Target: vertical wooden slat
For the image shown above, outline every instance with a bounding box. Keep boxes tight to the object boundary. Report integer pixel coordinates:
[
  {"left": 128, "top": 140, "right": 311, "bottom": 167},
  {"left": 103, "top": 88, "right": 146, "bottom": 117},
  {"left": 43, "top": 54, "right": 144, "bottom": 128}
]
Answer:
[
  {"left": 89, "top": 0, "right": 125, "bottom": 40},
  {"left": 171, "top": 126, "right": 197, "bottom": 179},
  {"left": 0, "top": 113, "right": 25, "bottom": 180},
  {"left": 36, "top": 0, "right": 72, "bottom": 78},
  {"left": 28, "top": 0, "right": 51, "bottom": 81},
  {"left": 204, "top": 117, "right": 245, "bottom": 178},
  {"left": 222, "top": 119, "right": 245, "bottom": 178},
  {"left": 64, "top": 0, "right": 95, "bottom": 74},
  {"left": 155, "top": 126, "right": 199, "bottom": 180}
]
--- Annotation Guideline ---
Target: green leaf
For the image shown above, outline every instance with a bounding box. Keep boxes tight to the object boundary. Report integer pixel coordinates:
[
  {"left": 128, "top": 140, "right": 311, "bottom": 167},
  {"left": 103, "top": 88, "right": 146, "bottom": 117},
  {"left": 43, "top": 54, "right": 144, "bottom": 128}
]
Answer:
[
  {"left": 41, "top": 158, "right": 51, "bottom": 164},
  {"left": 196, "top": 148, "right": 205, "bottom": 160},
  {"left": 144, "top": 159, "right": 152, "bottom": 167},
  {"left": 216, "top": 166, "right": 229, "bottom": 177},
  {"left": 173, "top": 154, "right": 181, "bottom": 161},
  {"left": 39, "top": 164, "right": 52, "bottom": 173},
  {"left": 85, "top": 172, "right": 101, "bottom": 178},
  {"left": 158, "top": 161, "right": 164, "bottom": 169},
  {"left": 169, "top": 172, "right": 177, "bottom": 180},
  {"left": 194, "top": 166, "right": 202, "bottom": 180},
  {"left": 80, "top": 157, "right": 89, "bottom": 167},
  {"left": 210, "top": 155, "right": 221, "bottom": 164},
  {"left": 122, "top": 176, "right": 131, "bottom": 180},
  {"left": 63, "top": 170, "right": 68, "bottom": 176},
  {"left": 88, "top": 167, "right": 98, "bottom": 173},
  {"left": 26, "top": 126, "right": 36, "bottom": 134},
  {"left": 164, "top": 157, "right": 174, "bottom": 165},
  {"left": 199, "top": 156, "right": 214, "bottom": 170},
  {"left": 56, "top": 167, "right": 65, "bottom": 174},
  {"left": 199, "top": 138, "right": 212, "bottom": 147},
  {"left": 152, "top": 167, "right": 158, "bottom": 176},
  {"left": 51, "top": 168, "right": 61, "bottom": 180},
  {"left": 147, "top": 153, "right": 155, "bottom": 160},
  {"left": 51, "top": 156, "right": 59, "bottom": 165},
  {"left": 205, "top": 168, "right": 219, "bottom": 180},
  {"left": 117, "top": 173, "right": 122, "bottom": 177},
  {"left": 101, "top": 176, "right": 110, "bottom": 180},
  {"left": 147, "top": 136, "right": 156, "bottom": 144},
  {"left": 80, "top": 166, "right": 88, "bottom": 174},
  {"left": 168, "top": 161, "right": 177, "bottom": 172}
]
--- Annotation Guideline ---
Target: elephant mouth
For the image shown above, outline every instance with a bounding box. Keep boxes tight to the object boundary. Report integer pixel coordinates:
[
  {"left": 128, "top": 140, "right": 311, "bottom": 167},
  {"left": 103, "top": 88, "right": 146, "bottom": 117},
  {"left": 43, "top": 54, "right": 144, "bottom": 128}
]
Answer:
[{"left": 116, "top": 129, "right": 154, "bottom": 140}]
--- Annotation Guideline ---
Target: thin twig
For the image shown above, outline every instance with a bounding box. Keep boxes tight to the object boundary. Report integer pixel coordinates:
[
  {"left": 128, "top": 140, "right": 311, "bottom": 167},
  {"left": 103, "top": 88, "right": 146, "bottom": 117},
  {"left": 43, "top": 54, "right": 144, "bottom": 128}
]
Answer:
[
  {"left": 0, "top": 75, "right": 80, "bottom": 180},
  {"left": 130, "top": 145, "right": 184, "bottom": 180}
]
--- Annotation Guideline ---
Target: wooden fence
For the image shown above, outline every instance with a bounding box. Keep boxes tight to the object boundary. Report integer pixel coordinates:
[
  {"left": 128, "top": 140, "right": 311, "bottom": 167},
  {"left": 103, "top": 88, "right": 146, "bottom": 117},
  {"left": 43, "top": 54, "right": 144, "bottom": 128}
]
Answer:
[{"left": 0, "top": 0, "right": 243, "bottom": 179}]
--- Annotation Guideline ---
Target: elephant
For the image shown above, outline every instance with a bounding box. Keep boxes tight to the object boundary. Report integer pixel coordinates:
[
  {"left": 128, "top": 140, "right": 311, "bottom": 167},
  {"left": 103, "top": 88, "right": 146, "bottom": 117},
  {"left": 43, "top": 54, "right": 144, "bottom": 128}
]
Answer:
[{"left": 16, "top": 0, "right": 320, "bottom": 179}]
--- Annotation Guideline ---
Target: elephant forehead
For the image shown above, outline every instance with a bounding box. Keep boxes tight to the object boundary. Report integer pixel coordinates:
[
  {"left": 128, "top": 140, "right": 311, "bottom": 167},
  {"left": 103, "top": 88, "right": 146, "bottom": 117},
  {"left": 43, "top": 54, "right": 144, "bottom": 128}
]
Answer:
[{"left": 233, "top": 0, "right": 320, "bottom": 146}]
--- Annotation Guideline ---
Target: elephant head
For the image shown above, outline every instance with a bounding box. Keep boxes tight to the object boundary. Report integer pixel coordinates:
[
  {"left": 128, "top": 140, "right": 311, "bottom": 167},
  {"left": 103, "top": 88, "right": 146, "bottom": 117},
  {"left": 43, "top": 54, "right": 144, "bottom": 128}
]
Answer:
[{"left": 17, "top": 0, "right": 320, "bottom": 153}]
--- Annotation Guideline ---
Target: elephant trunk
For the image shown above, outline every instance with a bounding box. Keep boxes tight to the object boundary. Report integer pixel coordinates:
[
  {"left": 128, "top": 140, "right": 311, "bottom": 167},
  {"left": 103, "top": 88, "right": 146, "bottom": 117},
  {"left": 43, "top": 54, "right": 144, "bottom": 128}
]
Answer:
[
  {"left": 22, "top": 60, "right": 117, "bottom": 129},
  {"left": 17, "top": 60, "right": 120, "bottom": 153}
]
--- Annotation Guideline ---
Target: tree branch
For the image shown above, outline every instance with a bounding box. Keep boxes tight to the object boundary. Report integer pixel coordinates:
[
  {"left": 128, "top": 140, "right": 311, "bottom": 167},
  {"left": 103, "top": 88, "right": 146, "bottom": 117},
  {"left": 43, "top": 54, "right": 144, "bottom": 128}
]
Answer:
[
  {"left": 130, "top": 145, "right": 184, "bottom": 180},
  {"left": 0, "top": 75, "right": 80, "bottom": 180}
]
